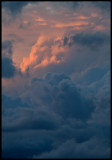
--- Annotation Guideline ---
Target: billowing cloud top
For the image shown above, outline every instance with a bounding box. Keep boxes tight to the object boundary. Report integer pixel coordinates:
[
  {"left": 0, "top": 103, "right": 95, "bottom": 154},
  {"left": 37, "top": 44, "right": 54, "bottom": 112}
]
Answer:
[{"left": 2, "top": 1, "right": 110, "bottom": 159}]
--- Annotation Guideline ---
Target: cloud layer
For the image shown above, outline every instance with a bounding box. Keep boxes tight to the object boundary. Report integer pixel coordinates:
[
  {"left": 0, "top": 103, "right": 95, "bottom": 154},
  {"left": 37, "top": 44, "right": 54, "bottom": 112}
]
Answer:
[
  {"left": 2, "top": 1, "right": 110, "bottom": 159},
  {"left": 2, "top": 72, "right": 110, "bottom": 158}
]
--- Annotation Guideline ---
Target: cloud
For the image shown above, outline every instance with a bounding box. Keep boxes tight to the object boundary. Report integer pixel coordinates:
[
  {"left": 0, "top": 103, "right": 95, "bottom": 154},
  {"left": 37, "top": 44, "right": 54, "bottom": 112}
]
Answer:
[
  {"left": 2, "top": 2, "right": 29, "bottom": 16},
  {"left": 20, "top": 36, "right": 70, "bottom": 72},
  {"left": 45, "top": 72, "right": 70, "bottom": 85},
  {"left": 47, "top": 74, "right": 94, "bottom": 120},
  {"left": 2, "top": 94, "right": 29, "bottom": 109},
  {"left": 54, "top": 21, "right": 89, "bottom": 28},
  {"left": 36, "top": 137, "right": 110, "bottom": 159},
  {"left": 2, "top": 57, "right": 17, "bottom": 78},
  {"left": 2, "top": 131, "right": 54, "bottom": 159},
  {"left": 2, "top": 72, "right": 94, "bottom": 132},
  {"left": 77, "top": 67, "right": 108, "bottom": 85},
  {"left": 2, "top": 40, "right": 22, "bottom": 78},
  {"left": 3, "top": 108, "right": 61, "bottom": 132},
  {"left": 2, "top": 40, "right": 13, "bottom": 56},
  {"left": 2, "top": 72, "right": 110, "bottom": 158},
  {"left": 19, "top": 30, "right": 110, "bottom": 76},
  {"left": 2, "top": 2, "right": 110, "bottom": 158},
  {"left": 91, "top": 2, "right": 110, "bottom": 11},
  {"left": 70, "top": 2, "right": 110, "bottom": 12},
  {"left": 71, "top": 32, "right": 109, "bottom": 49},
  {"left": 16, "top": 73, "right": 95, "bottom": 121},
  {"left": 2, "top": 40, "right": 16, "bottom": 78}
]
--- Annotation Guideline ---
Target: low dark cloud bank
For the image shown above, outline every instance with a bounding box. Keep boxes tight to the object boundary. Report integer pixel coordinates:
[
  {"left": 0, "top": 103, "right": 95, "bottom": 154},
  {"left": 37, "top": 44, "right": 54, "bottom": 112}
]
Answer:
[{"left": 2, "top": 72, "right": 110, "bottom": 159}]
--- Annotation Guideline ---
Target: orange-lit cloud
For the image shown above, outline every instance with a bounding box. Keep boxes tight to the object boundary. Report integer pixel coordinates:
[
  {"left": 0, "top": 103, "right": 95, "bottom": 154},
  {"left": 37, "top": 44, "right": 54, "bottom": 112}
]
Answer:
[
  {"left": 91, "top": 13, "right": 100, "bottom": 18},
  {"left": 38, "top": 22, "right": 48, "bottom": 26},
  {"left": 2, "top": 1, "right": 110, "bottom": 70},
  {"left": 73, "top": 15, "right": 90, "bottom": 20},
  {"left": 35, "top": 17, "right": 48, "bottom": 25},
  {"left": 20, "top": 36, "right": 68, "bottom": 72},
  {"left": 54, "top": 21, "right": 89, "bottom": 28},
  {"left": 20, "top": 36, "right": 47, "bottom": 72},
  {"left": 35, "top": 17, "right": 45, "bottom": 22},
  {"left": 34, "top": 56, "right": 61, "bottom": 69},
  {"left": 93, "top": 25, "right": 106, "bottom": 31}
]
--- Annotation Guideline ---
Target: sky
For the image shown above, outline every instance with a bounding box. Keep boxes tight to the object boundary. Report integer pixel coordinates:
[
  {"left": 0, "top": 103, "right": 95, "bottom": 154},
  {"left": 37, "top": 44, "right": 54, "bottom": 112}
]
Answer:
[{"left": 2, "top": 1, "right": 111, "bottom": 159}]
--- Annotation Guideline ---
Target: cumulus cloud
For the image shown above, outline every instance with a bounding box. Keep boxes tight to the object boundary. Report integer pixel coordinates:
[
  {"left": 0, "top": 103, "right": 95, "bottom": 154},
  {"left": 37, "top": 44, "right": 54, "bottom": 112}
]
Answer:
[
  {"left": 2, "top": 72, "right": 110, "bottom": 158},
  {"left": 2, "top": 73, "right": 94, "bottom": 132},
  {"left": 51, "top": 79, "right": 94, "bottom": 120},
  {"left": 20, "top": 36, "right": 71, "bottom": 72},
  {"left": 2, "top": 1, "right": 110, "bottom": 159},
  {"left": 19, "top": 30, "right": 110, "bottom": 76},
  {"left": 32, "top": 72, "right": 94, "bottom": 121}
]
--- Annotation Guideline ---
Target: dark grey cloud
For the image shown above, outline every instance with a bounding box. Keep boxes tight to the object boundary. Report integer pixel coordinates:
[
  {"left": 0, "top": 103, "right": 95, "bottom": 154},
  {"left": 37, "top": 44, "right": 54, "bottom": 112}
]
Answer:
[
  {"left": 2, "top": 57, "right": 17, "bottom": 78},
  {"left": 70, "top": 1, "right": 110, "bottom": 12},
  {"left": 2, "top": 2, "right": 29, "bottom": 15},
  {"left": 55, "top": 1, "right": 110, "bottom": 13},
  {"left": 2, "top": 131, "right": 54, "bottom": 159},
  {"left": 71, "top": 32, "right": 109, "bottom": 50},
  {"left": 2, "top": 40, "right": 22, "bottom": 78},
  {"left": 63, "top": 36, "right": 68, "bottom": 46},
  {"left": 2, "top": 1, "right": 39, "bottom": 18},
  {"left": 45, "top": 72, "right": 70, "bottom": 85},
  {"left": 3, "top": 107, "right": 61, "bottom": 132},
  {"left": 35, "top": 97, "right": 110, "bottom": 158},
  {"left": 36, "top": 137, "right": 110, "bottom": 159},
  {"left": 52, "top": 2, "right": 81, "bottom": 11},
  {"left": 2, "top": 72, "right": 94, "bottom": 132},
  {"left": 78, "top": 67, "right": 108, "bottom": 85},
  {"left": 31, "top": 77, "right": 44, "bottom": 83},
  {"left": 92, "top": 1, "right": 110, "bottom": 11},
  {"left": 71, "top": 1, "right": 80, "bottom": 9},
  {"left": 2, "top": 40, "right": 13, "bottom": 56},
  {"left": 22, "top": 72, "right": 94, "bottom": 121},
  {"left": 2, "top": 72, "right": 110, "bottom": 158},
  {"left": 2, "top": 40, "right": 16, "bottom": 78},
  {"left": 2, "top": 94, "right": 29, "bottom": 109},
  {"left": 49, "top": 77, "right": 94, "bottom": 120}
]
